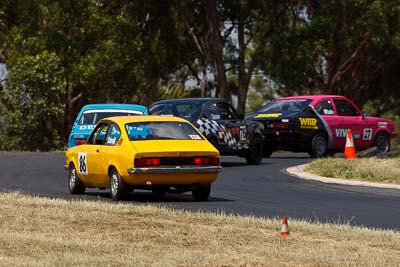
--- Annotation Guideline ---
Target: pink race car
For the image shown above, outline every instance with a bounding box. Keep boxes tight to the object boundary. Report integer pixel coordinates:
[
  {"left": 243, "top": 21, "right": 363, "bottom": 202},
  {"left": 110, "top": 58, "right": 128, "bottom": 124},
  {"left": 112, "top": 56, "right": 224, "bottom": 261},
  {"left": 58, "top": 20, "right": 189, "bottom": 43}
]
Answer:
[{"left": 247, "top": 95, "right": 397, "bottom": 157}]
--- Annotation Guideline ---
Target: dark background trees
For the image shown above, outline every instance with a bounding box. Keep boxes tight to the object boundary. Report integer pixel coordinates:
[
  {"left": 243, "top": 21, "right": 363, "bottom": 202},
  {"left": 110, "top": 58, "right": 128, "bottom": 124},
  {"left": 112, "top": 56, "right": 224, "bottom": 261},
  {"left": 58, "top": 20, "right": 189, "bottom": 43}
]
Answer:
[{"left": 0, "top": 0, "right": 399, "bottom": 151}]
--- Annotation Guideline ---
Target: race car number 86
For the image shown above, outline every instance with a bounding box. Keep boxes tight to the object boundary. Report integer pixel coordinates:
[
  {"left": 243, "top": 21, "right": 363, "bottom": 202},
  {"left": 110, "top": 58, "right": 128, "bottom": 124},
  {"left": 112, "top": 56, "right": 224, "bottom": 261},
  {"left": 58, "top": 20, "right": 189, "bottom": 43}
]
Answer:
[{"left": 78, "top": 152, "right": 88, "bottom": 175}]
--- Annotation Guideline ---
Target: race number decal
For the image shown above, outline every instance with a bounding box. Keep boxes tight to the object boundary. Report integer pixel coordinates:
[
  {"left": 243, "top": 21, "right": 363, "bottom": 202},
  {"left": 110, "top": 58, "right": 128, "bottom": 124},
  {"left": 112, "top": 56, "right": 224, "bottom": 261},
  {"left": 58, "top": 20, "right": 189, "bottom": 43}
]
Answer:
[
  {"left": 363, "top": 128, "right": 373, "bottom": 140},
  {"left": 78, "top": 152, "right": 88, "bottom": 175},
  {"left": 239, "top": 126, "right": 247, "bottom": 141}
]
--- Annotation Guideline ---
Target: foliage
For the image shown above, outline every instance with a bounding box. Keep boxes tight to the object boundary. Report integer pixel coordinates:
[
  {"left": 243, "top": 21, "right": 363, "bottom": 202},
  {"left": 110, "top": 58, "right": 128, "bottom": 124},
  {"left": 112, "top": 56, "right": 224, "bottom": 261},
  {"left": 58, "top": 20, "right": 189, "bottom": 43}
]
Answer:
[
  {"left": 0, "top": 51, "right": 65, "bottom": 150},
  {"left": 0, "top": 0, "right": 399, "bottom": 151},
  {"left": 246, "top": 75, "right": 278, "bottom": 114},
  {"left": 261, "top": 0, "right": 400, "bottom": 109}
]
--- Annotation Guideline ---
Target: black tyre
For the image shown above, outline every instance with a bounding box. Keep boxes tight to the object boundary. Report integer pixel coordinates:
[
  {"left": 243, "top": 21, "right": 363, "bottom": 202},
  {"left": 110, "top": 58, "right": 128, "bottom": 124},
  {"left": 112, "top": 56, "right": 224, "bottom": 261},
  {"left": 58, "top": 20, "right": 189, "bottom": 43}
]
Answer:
[
  {"left": 309, "top": 132, "right": 328, "bottom": 158},
  {"left": 109, "top": 168, "right": 129, "bottom": 201},
  {"left": 373, "top": 132, "right": 390, "bottom": 153},
  {"left": 263, "top": 146, "right": 273, "bottom": 158},
  {"left": 68, "top": 163, "right": 85, "bottom": 194},
  {"left": 245, "top": 136, "right": 263, "bottom": 165},
  {"left": 192, "top": 184, "right": 211, "bottom": 201},
  {"left": 152, "top": 186, "right": 167, "bottom": 197}
]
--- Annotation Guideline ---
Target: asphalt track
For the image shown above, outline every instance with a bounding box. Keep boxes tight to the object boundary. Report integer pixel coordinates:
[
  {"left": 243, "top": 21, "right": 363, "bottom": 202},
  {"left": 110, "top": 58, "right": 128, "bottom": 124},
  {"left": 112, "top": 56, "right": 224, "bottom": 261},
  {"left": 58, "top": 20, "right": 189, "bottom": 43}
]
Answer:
[{"left": 0, "top": 152, "right": 399, "bottom": 231}]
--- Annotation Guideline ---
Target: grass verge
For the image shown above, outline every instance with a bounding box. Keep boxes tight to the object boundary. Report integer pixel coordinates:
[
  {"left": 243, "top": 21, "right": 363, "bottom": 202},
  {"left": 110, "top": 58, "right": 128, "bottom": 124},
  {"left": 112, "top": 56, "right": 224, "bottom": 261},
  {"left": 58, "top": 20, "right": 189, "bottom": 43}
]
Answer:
[
  {"left": 0, "top": 192, "right": 399, "bottom": 266},
  {"left": 305, "top": 157, "right": 400, "bottom": 184}
]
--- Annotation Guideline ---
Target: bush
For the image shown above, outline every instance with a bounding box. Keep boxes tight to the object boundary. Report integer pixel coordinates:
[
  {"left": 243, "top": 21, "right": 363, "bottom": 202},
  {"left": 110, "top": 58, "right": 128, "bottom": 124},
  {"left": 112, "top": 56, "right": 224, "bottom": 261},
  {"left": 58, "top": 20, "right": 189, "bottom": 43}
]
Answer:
[{"left": 0, "top": 51, "right": 66, "bottom": 151}]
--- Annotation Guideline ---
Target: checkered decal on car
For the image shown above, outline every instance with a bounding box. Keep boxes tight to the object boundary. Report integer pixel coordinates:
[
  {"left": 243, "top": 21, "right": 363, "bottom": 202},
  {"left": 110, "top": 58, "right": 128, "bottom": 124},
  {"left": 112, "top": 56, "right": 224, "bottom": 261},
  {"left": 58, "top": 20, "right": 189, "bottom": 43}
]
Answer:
[
  {"left": 196, "top": 118, "right": 219, "bottom": 135},
  {"left": 218, "top": 127, "right": 237, "bottom": 147},
  {"left": 196, "top": 118, "right": 238, "bottom": 148}
]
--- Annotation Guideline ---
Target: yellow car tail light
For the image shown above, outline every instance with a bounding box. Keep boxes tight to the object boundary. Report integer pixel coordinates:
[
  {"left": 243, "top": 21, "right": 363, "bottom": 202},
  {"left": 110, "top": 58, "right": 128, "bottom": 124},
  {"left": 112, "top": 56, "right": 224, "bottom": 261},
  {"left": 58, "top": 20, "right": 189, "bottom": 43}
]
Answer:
[
  {"left": 193, "top": 157, "right": 220, "bottom": 166},
  {"left": 135, "top": 158, "right": 161, "bottom": 167}
]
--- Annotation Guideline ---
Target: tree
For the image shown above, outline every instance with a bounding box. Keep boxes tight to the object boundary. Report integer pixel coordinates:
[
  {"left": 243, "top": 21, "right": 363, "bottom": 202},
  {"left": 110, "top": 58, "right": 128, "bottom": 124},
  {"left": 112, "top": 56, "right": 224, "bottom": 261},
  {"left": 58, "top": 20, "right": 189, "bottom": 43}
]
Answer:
[
  {"left": 174, "top": 1, "right": 298, "bottom": 115},
  {"left": 1, "top": 0, "right": 399, "bottom": 151},
  {"left": 322, "top": 0, "right": 400, "bottom": 110},
  {"left": 228, "top": 1, "right": 292, "bottom": 115},
  {"left": 260, "top": 0, "right": 400, "bottom": 113},
  {"left": 0, "top": 51, "right": 66, "bottom": 150},
  {"left": 1, "top": 0, "right": 193, "bottom": 150}
]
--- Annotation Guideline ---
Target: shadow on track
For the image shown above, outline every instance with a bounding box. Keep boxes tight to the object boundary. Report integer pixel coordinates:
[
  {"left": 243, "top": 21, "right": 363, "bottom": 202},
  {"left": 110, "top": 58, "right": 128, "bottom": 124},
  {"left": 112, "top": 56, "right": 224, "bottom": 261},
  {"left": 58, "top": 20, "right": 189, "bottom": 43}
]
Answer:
[
  {"left": 85, "top": 191, "right": 234, "bottom": 203},
  {"left": 221, "top": 161, "right": 272, "bottom": 168},
  {"left": 271, "top": 156, "right": 312, "bottom": 159}
]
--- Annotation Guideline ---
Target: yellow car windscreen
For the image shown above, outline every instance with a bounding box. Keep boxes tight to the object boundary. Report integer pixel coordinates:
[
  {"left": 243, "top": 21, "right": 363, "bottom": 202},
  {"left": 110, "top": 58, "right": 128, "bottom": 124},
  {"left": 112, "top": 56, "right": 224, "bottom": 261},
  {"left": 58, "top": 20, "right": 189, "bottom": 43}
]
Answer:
[{"left": 125, "top": 121, "right": 203, "bottom": 141}]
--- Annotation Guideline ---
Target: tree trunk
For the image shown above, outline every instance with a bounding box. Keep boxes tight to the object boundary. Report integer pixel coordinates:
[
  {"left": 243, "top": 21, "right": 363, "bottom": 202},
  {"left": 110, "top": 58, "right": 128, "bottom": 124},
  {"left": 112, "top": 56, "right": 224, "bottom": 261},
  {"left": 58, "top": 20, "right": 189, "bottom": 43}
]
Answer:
[
  {"left": 200, "top": 68, "right": 208, "bottom": 97},
  {"left": 207, "top": 0, "right": 230, "bottom": 102},
  {"left": 64, "top": 80, "right": 73, "bottom": 142},
  {"left": 237, "top": 14, "right": 247, "bottom": 116},
  {"left": 64, "top": 80, "right": 83, "bottom": 142},
  {"left": 236, "top": 2, "right": 277, "bottom": 115}
]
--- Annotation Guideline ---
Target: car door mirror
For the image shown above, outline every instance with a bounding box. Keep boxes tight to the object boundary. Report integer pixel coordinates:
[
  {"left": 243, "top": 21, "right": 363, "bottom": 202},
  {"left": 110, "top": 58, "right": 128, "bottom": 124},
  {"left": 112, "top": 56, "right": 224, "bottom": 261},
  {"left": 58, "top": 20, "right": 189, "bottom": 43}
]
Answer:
[{"left": 362, "top": 111, "right": 367, "bottom": 119}]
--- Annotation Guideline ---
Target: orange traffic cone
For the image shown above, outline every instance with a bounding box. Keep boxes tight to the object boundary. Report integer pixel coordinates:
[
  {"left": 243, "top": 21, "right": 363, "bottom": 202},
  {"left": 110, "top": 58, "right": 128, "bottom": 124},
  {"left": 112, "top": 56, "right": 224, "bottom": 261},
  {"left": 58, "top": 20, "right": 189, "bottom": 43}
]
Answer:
[
  {"left": 344, "top": 129, "right": 356, "bottom": 159},
  {"left": 280, "top": 216, "right": 290, "bottom": 237}
]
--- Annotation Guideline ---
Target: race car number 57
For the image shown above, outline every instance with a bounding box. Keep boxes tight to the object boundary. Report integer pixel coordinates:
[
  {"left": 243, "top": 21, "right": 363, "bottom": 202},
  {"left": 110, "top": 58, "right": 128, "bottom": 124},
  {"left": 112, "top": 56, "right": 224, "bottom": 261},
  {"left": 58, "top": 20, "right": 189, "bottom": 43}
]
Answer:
[{"left": 78, "top": 152, "right": 88, "bottom": 175}]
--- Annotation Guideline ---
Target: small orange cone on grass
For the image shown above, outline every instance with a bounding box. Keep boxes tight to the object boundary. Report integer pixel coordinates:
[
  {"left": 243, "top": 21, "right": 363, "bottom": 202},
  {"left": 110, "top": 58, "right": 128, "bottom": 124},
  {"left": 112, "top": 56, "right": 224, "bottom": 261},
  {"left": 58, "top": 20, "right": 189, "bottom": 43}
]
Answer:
[
  {"left": 280, "top": 216, "right": 290, "bottom": 237},
  {"left": 344, "top": 129, "right": 356, "bottom": 159}
]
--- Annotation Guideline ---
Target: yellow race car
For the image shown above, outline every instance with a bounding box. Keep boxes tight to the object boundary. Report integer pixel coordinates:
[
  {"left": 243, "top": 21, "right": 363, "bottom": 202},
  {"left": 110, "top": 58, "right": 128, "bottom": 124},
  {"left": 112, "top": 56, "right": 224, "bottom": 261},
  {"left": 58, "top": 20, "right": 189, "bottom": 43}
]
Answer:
[{"left": 65, "top": 115, "right": 222, "bottom": 201}]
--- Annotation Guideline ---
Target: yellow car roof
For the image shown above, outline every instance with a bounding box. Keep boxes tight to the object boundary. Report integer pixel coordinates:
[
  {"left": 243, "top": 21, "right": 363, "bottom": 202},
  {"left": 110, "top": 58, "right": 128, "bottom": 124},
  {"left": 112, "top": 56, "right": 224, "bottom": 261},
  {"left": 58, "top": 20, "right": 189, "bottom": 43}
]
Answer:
[{"left": 101, "top": 115, "right": 189, "bottom": 124}]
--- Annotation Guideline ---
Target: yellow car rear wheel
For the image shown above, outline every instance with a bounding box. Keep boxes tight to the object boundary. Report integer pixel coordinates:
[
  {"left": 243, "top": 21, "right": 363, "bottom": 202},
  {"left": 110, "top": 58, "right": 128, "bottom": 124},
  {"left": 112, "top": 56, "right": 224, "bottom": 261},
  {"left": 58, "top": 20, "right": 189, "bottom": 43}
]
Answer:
[
  {"left": 68, "top": 163, "right": 85, "bottom": 195},
  {"left": 192, "top": 184, "right": 211, "bottom": 201},
  {"left": 152, "top": 186, "right": 168, "bottom": 197},
  {"left": 109, "top": 168, "right": 129, "bottom": 201}
]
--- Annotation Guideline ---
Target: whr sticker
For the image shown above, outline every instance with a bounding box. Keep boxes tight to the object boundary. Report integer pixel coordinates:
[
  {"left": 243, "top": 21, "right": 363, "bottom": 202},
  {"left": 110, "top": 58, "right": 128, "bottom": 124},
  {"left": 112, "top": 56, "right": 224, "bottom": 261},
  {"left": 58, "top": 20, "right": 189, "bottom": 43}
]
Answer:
[{"left": 299, "top": 118, "right": 318, "bottom": 129}]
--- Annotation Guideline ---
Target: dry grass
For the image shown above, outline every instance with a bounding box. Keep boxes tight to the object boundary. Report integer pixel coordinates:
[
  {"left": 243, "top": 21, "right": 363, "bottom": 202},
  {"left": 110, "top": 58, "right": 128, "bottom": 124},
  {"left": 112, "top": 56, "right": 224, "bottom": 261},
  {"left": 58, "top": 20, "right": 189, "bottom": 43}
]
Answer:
[
  {"left": 305, "top": 157, "right": 400, "bottom": 184},
  {"left": 0, "top": 192, "right": 399, "bottom": 266}
]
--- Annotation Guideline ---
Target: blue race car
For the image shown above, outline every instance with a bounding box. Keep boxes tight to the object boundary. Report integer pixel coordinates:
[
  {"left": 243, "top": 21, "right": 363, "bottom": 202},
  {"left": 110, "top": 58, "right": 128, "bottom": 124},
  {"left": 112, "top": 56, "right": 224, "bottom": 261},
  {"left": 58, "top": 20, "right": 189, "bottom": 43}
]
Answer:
[{"left": 67, "top": 104, "right": 148, "bottom": 148}]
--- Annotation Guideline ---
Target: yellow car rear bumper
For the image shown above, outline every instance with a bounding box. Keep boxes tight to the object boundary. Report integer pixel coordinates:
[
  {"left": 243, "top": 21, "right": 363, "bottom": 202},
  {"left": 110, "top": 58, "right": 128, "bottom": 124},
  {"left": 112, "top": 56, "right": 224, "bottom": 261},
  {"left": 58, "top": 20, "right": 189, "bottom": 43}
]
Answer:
[
  {"left": 127, "top": 166, "right": 222, "bottom": 174},
  {"left": 124, "top": 167, "right": 221, "bottom": 185}
]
